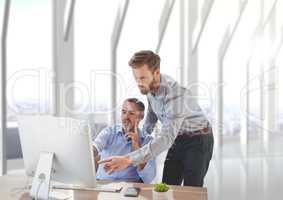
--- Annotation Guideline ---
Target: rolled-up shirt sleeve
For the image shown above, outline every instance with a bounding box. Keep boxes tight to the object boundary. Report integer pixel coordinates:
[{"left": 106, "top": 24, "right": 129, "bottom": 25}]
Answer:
[
  {"left": 128, "top": 94, "right": 186, "bottom": 166},
  {"left": 136, "top": 136, "right": 156, "bottom": 183}
]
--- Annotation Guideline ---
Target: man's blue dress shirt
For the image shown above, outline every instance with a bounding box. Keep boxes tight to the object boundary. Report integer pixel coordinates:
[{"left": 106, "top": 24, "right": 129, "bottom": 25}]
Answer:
[{"left": 93, "top": 124, "right": 156, "bottom": 183}]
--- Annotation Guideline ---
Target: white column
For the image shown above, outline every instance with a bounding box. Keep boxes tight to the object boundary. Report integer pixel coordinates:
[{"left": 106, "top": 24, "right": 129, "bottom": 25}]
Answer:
[
  {"left": 179, "top": 0, "right": 199, "bottom": 93},
  {"left": 179, "top": 0, "right": 185, "bottom": 86},
  {"left": 216, "top": 54, "right": 224, "bottom": 155},
  {"left": 111, "top": 0, "right": 129, "bottom": 123},
  {"left": 216, "top": 0, "right": 248, "bottom": 157},
  {"left": 192, "top": 0, "right": 215, "bottom": 53},
  {"left": 263, "top": 2, "right": 276, "bottom": 151},
  {"left": 240, "top": 0, "right": 264, "bottom": 155},
  {"left": 261, "top": 0, "right": 279, "bottom": 152},
  {"left": 187, "top": 0, "right": 198, "bottom": 96},
  {"left": 267, "top": 8, "right": 277, "bottom": 133},
  {"left": 156, "top": 0, "right": 176, "bottom": 54},
  {"left": 181, "top": 0, "right": 214, "bottom": 91},
  {"left": 0, "top": 0, "right": 11, "bottom": 176},
  {"left": 53, "top": 0, "right": 75, "bottom": 117},
  {"left": 240, "top": 60, "right": 249, "bottom": 156},
  {"left": 240, "top": 53, "right": 252, "bottom": 155}
]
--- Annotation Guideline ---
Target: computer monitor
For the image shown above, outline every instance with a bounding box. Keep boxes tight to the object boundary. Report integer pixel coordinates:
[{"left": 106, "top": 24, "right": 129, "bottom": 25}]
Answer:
[{"left": 18, "top": 115, "right": 99, "bottom": 199}]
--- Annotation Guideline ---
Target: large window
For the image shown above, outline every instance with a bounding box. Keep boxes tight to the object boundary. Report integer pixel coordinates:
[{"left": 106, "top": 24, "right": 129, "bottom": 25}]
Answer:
[
  {"left": 198, "top": 0, "right": 243, "bottom": 136},
  {"left": 115, "top": 0, "right": 181, "bottom": 123},
  {"left": 198, "top": 0, "right": 283, "bottom": 140},
  {"left": 6, "top": 0, "right": 53, "bottom": 125},
  {"left": 3, "top": 0, "right": 283, "bottom": 134},
  {"left": 115, "top": 0, "right": 165, "bottom": 122},
  {"left": 74, "top": 0, "right": 119, "bottom": 120},
  {"left": 223, "top": 0, "right": 260, "bottom": 138},
  {"left": 157, "top": 0, "right": 180, "bottom": 81}
]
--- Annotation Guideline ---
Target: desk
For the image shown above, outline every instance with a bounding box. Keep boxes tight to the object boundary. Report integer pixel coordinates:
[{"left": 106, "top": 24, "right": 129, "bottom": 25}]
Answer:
[{"left": 0, "top": 174, "right": 207, "bottom": 200}]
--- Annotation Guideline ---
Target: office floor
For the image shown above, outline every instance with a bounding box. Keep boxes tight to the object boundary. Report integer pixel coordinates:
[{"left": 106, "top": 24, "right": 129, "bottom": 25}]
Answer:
[
  {"left": 7, "top": 134, "right": 283, "bottom": 200},
  {"left": 148, "top": 133, "right": 283, "bottom": 200},
  {"left": 205, "top": 133, "right": 283, "bottom": 200}
]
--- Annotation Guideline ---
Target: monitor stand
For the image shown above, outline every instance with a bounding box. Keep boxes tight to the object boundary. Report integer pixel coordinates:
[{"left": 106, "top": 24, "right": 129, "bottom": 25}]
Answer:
[{"left": 30, "top": 152, "right": 54, "bottom": 200}]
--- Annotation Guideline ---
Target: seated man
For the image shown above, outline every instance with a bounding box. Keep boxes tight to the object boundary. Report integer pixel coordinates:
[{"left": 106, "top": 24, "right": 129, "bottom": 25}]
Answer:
[{"left": 92, "top": 98, "right": 156, "bottom": 183}]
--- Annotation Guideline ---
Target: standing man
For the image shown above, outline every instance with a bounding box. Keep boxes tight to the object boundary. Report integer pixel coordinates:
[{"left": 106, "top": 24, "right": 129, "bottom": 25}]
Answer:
[{"left": 99, "top": 50, "right": 214, "bottom": 187}]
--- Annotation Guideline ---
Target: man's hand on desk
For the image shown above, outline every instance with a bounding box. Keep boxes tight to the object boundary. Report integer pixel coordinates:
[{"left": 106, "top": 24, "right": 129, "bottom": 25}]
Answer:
[{"left": 98, "top": 156, "right": 133, "bottom": 174}]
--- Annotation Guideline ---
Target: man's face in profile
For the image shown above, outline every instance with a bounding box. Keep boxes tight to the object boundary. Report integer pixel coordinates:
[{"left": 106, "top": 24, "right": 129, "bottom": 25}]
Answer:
[
  {"left": 132, "top": 64, "right": 159, "bottom": 95},
  {"left": 121, "top": 101, "right": 142, "bottom": 132}
]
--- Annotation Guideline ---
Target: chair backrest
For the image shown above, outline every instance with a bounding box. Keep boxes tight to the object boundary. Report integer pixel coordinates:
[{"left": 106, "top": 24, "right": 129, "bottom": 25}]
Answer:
[
  {"left": 7, "top": 127, "right": 23, "bottom": 159},
  {"left": 69, "top": 113, "right": 109, "bottom": 140}
]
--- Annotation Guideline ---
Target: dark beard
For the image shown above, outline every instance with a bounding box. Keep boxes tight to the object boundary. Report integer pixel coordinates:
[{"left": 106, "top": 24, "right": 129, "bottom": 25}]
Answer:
[
  {"left": 149, "top": 77, "right": 158, "bottom": 93},
  {"left": 139, "top": 87, "right": 149, "bottom": 95},
  {"left": 139, "top": 77, "right": 157, "bottom": 95}
]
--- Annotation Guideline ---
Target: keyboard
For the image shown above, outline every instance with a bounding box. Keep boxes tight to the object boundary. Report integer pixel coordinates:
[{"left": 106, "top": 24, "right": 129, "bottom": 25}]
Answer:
[{"left": 52, "top": 184, "right": 123, "bottom": 193}]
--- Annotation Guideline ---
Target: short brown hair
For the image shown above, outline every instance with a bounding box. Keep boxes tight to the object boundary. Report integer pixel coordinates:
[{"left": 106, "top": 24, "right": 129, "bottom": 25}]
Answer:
[{"left": 128, "top": 50, "right": 160, "bottom": 71}]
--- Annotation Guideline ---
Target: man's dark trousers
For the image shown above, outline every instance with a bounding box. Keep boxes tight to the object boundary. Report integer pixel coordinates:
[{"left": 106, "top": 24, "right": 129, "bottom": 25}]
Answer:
[{"left": 162, "top": 128, "right": 214, "bottom": 187}]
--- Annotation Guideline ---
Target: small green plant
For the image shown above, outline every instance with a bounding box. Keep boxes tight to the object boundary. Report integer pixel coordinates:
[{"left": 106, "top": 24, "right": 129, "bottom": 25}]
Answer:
[{"left": 154, "top": 183, "right": 169, "bottom": 192}]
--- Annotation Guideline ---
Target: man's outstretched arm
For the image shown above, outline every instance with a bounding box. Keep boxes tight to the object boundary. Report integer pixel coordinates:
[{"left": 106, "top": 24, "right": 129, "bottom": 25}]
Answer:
[{"left": 98, "top": 116, "right": 184, "bottom": 173}]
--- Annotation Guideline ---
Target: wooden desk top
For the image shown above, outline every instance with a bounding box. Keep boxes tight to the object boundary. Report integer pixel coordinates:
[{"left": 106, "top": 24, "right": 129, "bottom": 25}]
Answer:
[{"left": 0, "top": 174, "right": 207, "bottom": 200}]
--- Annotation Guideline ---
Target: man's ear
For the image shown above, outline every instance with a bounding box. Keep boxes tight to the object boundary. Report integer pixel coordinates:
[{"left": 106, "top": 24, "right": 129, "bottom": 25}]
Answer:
[
  {"left": 140, "top": 112, "right": 144, "bottom": 120},
  {"left": 154, "top": 68, "right": 160, "bottom": 76}
]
